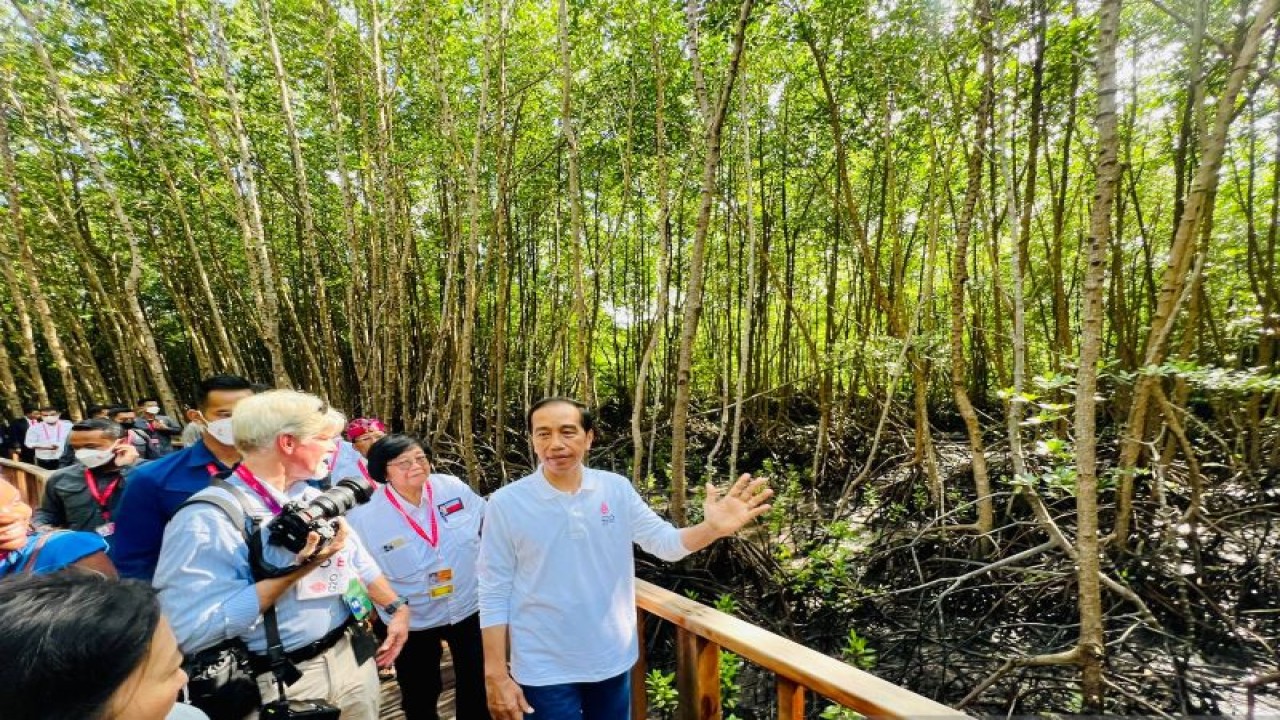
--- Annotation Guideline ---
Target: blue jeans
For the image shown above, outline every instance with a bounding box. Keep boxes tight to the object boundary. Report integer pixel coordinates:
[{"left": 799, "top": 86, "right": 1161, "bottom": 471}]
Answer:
[{"left": 520, "top": 671, "right": 631, "bottom": 720}]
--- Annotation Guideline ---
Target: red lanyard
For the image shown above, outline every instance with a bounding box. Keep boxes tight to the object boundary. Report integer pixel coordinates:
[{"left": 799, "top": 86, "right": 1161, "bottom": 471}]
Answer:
[
  {"left": 384, "top": 483, "right": 437, "bottom": 548},
  {"left": 84, "top": 469, "right": 121, "bottom": 522},
  {"left": 233, "top": 465, "right": 284, "bottom": 516},
  {"left": 39, "top": 422, "right": 62, "bottom": 444}
]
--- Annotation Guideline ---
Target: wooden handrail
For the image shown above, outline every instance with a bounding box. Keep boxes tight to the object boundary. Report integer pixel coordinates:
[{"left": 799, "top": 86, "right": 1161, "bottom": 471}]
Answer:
[
  {"left": 634, "top": 579, "right": 968, "bottom": 719},
  {"left": 0, "top": 457, "right": 51, "bottom": 507}
]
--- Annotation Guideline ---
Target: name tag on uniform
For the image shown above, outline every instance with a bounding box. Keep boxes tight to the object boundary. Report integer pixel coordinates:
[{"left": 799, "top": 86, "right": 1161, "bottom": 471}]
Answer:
[
  {"left": 381, "top": 536, "right": 408, "bottom": 553},
  {"left": 428, "top": 568, "right": 453, "bottom": 599}
]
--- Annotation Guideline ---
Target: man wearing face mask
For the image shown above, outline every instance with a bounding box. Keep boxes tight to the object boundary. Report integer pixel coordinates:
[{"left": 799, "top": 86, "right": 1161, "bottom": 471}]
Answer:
[
  {"left": 33, "top": 419, "right": 143, "bottom": 549},
  {"left": 109, "top": 406, "right": 159, "bottom": 461},
  {"left": 111, "top": 375, "right": 256, "bottom": 581},
  {"left": 24, "top": 407, "right": 73, "bottom": 470},
  {"left": 137, "top": 397, "right": 182, "bottom": 457}
]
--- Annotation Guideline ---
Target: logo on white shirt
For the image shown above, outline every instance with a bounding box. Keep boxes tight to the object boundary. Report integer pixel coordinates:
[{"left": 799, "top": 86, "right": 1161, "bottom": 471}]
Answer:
[{"left": 600, "top": 500, "right": 616, "bottom": 525}]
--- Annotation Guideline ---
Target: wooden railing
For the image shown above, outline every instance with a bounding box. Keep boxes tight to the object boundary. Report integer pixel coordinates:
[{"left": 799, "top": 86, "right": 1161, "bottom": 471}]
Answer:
[
  {"left": 633, "top": 579, "right": 968, "bottom": 719},
  {"left": 0, "top": 457, "right": 50, "bottom": 506}
]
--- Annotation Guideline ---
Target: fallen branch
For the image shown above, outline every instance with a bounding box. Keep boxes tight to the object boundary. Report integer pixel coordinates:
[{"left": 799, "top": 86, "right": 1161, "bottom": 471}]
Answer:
[{"left": 957, "top": 645, "right": 1082, "bottom": 708}]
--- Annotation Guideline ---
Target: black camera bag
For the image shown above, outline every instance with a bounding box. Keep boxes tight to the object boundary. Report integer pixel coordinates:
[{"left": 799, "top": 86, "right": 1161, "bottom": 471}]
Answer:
[{"left": 175, "top": 485, "right": 263, "bottom": 720}]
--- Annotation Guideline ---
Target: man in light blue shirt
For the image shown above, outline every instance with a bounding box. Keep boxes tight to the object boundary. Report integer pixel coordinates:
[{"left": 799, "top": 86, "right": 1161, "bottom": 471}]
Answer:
[
  {"left": 478, "top": 397, "right": 773, "bottom": 720},
  {"left": 155, "top": 390, "right": 411, "bottom": 720}
]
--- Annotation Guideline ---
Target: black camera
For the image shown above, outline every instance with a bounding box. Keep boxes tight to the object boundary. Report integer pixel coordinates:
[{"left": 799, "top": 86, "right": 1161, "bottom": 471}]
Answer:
[
  {"left": 267, "top": 477, "right": 374, "bottom": 553},
  {"left": 260, "top": 698, "right": 341, "bottom": 720}
]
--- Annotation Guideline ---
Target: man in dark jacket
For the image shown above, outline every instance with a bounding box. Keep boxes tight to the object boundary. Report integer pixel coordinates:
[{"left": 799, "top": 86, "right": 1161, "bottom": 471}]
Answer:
[
  {"left": 33, "top": 418, "right": 143, "bottom": 552},
  {"left": 6, "top": 408, "right": 38, "bottom": 464},
  {"left": 136, "top": 397, "right": 181, "bottom": 457}
]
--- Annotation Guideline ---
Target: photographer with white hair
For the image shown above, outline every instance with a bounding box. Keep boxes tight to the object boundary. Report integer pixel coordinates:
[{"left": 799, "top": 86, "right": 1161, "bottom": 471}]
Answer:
[{"left": 154, "top": 390, "right": 410, "bottom": 720}]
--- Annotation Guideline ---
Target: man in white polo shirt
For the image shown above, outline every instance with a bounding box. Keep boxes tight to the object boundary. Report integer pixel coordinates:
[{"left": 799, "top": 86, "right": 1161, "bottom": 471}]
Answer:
[{"left": 478, "top": 397, "right": 772, "bottom": 720}]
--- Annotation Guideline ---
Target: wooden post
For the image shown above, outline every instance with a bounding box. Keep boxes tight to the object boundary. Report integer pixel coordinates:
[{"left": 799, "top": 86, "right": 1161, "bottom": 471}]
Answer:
[
  {"left": 676, "top": 626, "right": 721, "bottom": 720},
  {"left": 778, "top": 676, "right": 805, "bottom": 719},
  {"left": 632, "top": 609, "right": 649, "bottom": 719}
]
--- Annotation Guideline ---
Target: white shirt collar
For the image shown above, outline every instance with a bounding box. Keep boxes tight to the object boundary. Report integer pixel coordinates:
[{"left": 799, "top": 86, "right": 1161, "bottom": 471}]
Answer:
[{"left": 532, "top": 465, "right": 597, "bottom": 500}]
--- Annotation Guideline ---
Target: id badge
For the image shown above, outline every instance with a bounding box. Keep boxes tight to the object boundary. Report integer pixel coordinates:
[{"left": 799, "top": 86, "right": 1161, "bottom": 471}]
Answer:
[
  {"left": 428, "top": 568, "right": 454, "bottom": 599},
  {"left": 343, "top": 578, "right": 373, "bottom": 621},
  {"left": 95, "top": 522, "right": 115, "bottom": 537},
  {"left": 297, "top": 555, "right": 352, "bottom": 601}
]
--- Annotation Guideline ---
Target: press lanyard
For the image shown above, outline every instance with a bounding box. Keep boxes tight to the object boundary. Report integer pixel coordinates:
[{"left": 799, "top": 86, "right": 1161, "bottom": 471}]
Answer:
[
  {"left": 233, "top": 465, "right": 284, "bottom": 516},
  {"left": 384, "top": 483, "right": 438, "bottom": 548},
  {"left": 39, "top": 422, "right": 63, "bottom": 444},
  {"left": 84, "top": 469, "right": 121, "bottom": 522}
]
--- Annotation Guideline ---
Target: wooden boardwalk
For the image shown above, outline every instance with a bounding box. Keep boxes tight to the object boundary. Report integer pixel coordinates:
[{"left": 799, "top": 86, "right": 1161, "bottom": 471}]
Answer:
[{"left": 378, "top": 647, "right": 456, "bottom": 720}]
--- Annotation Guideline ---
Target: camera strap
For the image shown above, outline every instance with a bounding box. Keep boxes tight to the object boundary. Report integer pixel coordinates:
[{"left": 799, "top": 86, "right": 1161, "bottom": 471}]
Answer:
[
  {"left": 192, "top": 477, "right": 304, "bottom": 691},
  {"left": 185, "top": 475, "right": 309, "bottom": 581},
  {"left": 263, "top": 605, "right": 304, "bottom": 690}
]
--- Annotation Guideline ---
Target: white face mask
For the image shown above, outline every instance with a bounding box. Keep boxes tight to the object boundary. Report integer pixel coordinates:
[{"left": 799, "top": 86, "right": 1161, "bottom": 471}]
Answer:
[
  {"left": 204, "top": 417, "right": 236, "bottom": 446},
  {"left": 75, "top": 447, "right": 116, "bottom": 469},
  {"left": 145, "top": 405, "right": 160, "bottom": 414},
  {"left": 42, "top": 415, "right": 59, "bottom": 425}
]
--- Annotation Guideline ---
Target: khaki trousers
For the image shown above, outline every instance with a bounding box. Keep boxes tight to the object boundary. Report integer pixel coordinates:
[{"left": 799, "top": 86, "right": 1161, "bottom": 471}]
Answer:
[{"left": 256, "top": 632, "right": 380, "bottom": 720}]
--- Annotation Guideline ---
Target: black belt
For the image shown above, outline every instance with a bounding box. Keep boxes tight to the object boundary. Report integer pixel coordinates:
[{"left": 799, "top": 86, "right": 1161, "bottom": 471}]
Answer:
[{"left": 249, "top": 619, "right": 353, "bottom": 675}]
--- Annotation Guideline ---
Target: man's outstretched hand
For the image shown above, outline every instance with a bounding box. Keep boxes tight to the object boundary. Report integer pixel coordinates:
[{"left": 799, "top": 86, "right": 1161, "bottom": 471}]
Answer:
[{"left": 703, "top": 473, "right": 773, "bottom": 537}]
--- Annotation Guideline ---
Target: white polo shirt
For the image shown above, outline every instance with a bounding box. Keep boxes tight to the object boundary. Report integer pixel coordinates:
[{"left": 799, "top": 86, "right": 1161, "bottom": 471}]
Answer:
[
  {"left": 347, "top": 474, "right": 484, "bottom": 629},
  {"left": 478, "top": 466, "right": 690, "bottom": 686},
  {"left": 25, "top": 420, "right": 72, "bottom": 461}
]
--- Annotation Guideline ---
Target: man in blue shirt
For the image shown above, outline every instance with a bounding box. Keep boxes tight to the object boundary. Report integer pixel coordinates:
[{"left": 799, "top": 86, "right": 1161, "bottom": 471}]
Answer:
[{"left": 110, "top": 375, "right": 255, "bottom": 581}]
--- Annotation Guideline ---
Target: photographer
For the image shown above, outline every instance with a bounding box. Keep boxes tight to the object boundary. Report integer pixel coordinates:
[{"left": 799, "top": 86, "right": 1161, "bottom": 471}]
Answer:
[{"left": 154, "top": 390, "right": 410, "bottom": 720}]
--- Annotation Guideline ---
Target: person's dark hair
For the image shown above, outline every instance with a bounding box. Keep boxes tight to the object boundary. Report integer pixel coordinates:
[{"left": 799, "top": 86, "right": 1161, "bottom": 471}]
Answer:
[
  {"left": 0, "top": 571, "right": 161, "bottom": 720},
  {"left": 250, "top": 382, "right": 272, "bottom": 394},
  {"left": 85, "top": 404, "right": 111, "bottom": 418},
  {"left": 106, "top": 405, "right": 133, "bottom": 419},
  {"left": 366, "top": 433, "right": 433, "bottom": 483},
  {"left": 72, "top": 418, "right": 126, "bottom": 441},
  {"left": 39, "top": 405, "right": 58, "bottom": 413},
  {"left": 137, "top": 397, "right": 158, "bottom": 406},
  {"left": 526, "top": 397, "right": 595, "bottom": 434},
  {"left": 192, "top": 374, "right": 254, "bottom": 410}
]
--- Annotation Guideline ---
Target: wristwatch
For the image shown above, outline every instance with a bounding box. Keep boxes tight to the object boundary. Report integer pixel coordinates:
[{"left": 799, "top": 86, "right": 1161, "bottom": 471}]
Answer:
[{"left": 382, "top": 596, "right": 410, "bottom": 615}]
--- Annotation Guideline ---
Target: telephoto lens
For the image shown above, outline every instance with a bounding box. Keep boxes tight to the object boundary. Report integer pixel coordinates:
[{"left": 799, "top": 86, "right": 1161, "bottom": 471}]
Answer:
[{"left": 268, "top": 477, "right": 375, "bottom": 553}]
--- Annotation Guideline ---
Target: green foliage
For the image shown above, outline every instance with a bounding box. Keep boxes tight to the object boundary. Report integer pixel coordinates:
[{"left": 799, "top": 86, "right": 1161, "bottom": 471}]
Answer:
[
  {"left": 773, "top": 506, "right": 866, "bottom": 606},
  {"left": 1138, "top": 361, "right": 1280, "bottom": 394},
  {"left": 645, "top": 669, "right": 678, "bottom": 718},
  {"left": 714, "top": 593, "right": 739, "bottom": 614},
  {"left": 720, "top": 649, "right": 743, "bottom": 711},
  {"left": 839, "top": 628, "right": 878, "bottom": 670}
]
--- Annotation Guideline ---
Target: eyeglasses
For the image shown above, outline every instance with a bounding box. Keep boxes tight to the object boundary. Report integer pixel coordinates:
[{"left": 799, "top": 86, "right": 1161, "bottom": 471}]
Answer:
[{"left": 388, "top": 455, "right": 430, "bottom": 470}]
